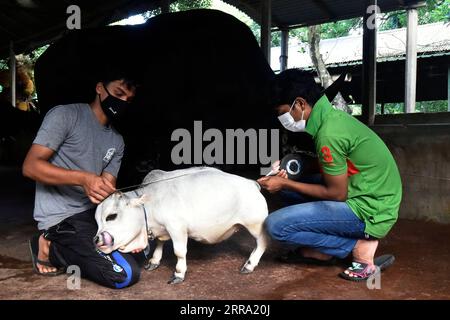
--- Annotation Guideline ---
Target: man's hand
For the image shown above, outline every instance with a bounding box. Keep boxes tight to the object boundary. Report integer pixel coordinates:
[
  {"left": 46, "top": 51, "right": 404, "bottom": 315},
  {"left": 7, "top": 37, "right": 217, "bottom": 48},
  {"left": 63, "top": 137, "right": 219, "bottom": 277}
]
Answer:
[
  {"left": 82, "top": 173, "right": 116, "bottom": 204},
  {"left": 23, "top": 144, "right": 118, "bottom": 204},
  {"left": 257, "top": 170, "right": 288, "bottom": 193},
  {"left": 276, "top": 169, "right": 288, "bottom": 179}
]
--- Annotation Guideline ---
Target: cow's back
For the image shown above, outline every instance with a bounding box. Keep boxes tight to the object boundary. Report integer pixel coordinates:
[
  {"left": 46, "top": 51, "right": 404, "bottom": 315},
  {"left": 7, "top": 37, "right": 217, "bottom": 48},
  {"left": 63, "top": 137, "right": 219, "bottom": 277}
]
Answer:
[{"left": 142, "top": 167, "right": 267, "bottom": 243}]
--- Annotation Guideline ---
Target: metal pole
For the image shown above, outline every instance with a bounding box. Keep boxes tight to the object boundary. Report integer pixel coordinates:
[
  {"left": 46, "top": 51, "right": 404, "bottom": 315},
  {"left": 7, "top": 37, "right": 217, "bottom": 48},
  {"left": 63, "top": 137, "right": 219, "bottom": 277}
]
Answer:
[
  {"left": 280, "top": 29, "right": 289, "bottom": 71},
  {"left": 448, "top": 65, "right": 450, "bottom": 112},
  {"left": 405, "top": 7, "right": 418, "bottom": 113},
  {"left": 161, "top": 0, "right": 170, "bottom": 14},
  {"left": 9, "top": 41, "right": 16, "bottom": 108},
  {"left": 361, "top": 0, "right": 377, "bottom": 125},
  {"left": 260, "top": 0, "right": 272, "bottom": 62}
]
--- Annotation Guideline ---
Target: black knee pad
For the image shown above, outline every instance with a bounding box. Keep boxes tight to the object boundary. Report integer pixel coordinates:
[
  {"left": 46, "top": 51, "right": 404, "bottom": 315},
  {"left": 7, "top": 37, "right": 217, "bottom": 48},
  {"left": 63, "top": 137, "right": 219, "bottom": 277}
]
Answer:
[{"left": 108, "top": 251, "right": 142, "bottom": 289}]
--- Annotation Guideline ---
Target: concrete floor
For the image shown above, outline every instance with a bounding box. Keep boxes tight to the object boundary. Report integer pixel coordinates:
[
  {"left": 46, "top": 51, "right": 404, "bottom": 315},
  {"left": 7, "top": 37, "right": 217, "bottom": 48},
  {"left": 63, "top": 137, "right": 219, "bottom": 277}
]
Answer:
[{"left": 0, "top": 166, "right": 449, "bottom": 300}]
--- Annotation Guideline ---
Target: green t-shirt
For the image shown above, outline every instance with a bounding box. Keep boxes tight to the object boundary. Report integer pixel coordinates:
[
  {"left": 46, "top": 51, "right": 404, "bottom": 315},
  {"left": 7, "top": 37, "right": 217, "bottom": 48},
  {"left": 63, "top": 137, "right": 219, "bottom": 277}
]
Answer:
[{"left": 305, "top": 95, "right": 402, "bottom": 238}]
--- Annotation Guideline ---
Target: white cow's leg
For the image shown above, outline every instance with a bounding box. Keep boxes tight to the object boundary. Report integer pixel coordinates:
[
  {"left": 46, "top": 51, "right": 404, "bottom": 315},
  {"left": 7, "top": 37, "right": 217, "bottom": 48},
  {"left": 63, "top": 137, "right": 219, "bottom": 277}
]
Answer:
[
  {"left": 240, "top": 223, "right": 269, "bottom": 274},
  {"left": 145, "top": 239, "right": 165, "bottom": 271},
  {"left": 168, "top": 231, "right": 188, "bottom": 284}
]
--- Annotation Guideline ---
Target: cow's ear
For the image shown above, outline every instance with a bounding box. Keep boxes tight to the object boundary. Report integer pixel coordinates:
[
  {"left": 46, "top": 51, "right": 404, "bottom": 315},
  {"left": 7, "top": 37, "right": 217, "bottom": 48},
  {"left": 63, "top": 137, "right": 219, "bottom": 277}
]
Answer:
[
  {"left": 111, "top": 191, "right": 123, "bottom": 200},
  {"left": 130, "top": 194, "right": 149, "bottom": 207}
]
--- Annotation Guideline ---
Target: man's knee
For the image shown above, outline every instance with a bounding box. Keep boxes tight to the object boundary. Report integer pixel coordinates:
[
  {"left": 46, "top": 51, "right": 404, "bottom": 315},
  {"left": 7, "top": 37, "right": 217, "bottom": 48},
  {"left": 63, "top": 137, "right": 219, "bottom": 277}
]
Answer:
[
  {"left": 89, "top": 252, "right": 142, "bottom": 289},
  {"left": 48, "top": 236, "right": 142, "bottom": 289},
  {"left": 108, "top": 252, "right": 142, "bottom": 289},
  {"left": 265, "top": 212, "right": 288, "bottom": 241}
]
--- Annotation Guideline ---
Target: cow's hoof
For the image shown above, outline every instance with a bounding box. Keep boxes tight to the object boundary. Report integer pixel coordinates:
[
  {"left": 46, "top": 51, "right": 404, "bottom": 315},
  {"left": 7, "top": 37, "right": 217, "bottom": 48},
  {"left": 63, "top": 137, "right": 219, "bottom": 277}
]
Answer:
[
  {"left": 240, "top": 262, "right": 254, "bottom": 274},
  {"left": 144, "top": 262, "right": 160, "bottom": 271},
  {"left": 168, "top": 276, "right": 184, "bottom": 284}
]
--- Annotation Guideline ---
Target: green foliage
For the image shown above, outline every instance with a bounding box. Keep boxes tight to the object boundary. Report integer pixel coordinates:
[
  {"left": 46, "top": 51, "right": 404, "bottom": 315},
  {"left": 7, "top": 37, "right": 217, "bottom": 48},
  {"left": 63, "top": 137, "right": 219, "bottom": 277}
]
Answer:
[
  {"left": 349, "top": 101, "right": 448, "bottom": 115},
  {"left": 378, "top": 103, "right": 403, "bottom": 114},
  {"left": 0, "top": 45, "right": 48, "bottom": 72},
  {"left": 26, "top": 45, "right": 48, "bottom": 65},
  {"left": 137, "top": 0, "right": 212, "bottom": 21},
  {"left": 415, "top": 100, "right": 448, "bottom": 112},
  {"left": 0, "top": 59, "right": 8, "bottom": 71},
  {"left": 271, "top": 28, "right": 308, "bottom": 46},
  {"left": 319, "top": 18, "right": 362, "bottom": 39},
  {"left": 171, "top": 0, "right": 212, "bottom": 11},
  {"left": 380, "top": 0, "right": 450, "bottom": 30},
  {"left": 375, "top": 101, "right": 448, "bottom": 114},
  {"left": 248, "top": 20, "right": 261, "bottom": 44}
]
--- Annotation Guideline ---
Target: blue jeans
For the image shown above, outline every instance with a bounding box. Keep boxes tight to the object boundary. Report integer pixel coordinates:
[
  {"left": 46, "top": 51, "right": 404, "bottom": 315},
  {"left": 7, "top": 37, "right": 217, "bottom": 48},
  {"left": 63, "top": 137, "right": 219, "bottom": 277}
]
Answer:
[{"left": 265, "top": 176, "right": 366, "bottom": 259}]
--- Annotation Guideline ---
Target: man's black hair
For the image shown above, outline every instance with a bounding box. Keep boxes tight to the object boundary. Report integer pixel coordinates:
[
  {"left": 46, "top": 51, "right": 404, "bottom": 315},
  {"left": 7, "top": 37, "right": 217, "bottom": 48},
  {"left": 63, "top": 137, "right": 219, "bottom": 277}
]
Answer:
[
  {"left": 99, "top": 68, "right": 140, "bottom": 90},
  {"left": 270, "top": 69, "right": 322, "bottom": 108}
]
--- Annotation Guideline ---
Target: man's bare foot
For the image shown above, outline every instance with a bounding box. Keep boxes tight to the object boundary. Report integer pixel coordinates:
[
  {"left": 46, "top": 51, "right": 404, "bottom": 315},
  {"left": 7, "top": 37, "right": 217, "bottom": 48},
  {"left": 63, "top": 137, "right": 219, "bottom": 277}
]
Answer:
[
  {"left": 341, "top": 240, "right": 379, "bottom": 279},
  {"left": 37, "top": 234, "right": 57, "bottom": 274},
  {"left": 352, "top": 239, "right": 379, "bottom": 265},
  {"left": 300, "top": 247, "right": 333, "bottom": 261}
]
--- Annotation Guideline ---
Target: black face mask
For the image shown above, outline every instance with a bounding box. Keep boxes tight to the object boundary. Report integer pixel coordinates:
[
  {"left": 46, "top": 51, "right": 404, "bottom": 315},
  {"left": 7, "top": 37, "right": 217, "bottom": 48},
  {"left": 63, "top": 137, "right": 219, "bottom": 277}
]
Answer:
[{"left": 99, "top": 84, "right": 130, "bottom": 123}]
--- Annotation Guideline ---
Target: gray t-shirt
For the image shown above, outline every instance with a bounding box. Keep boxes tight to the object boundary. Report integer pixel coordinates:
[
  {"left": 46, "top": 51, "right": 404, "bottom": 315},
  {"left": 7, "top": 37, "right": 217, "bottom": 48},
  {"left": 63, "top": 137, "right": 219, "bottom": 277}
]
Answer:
[{"left": 33, "top": 103, "right": 124, "bottom": 230}]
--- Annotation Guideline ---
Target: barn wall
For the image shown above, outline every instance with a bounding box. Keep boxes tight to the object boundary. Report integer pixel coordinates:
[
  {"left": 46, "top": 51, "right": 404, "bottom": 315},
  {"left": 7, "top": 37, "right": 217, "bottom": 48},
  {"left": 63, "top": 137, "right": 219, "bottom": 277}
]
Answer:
[{"left": 371, "top": 113, "right": 450, "bottom": 224}]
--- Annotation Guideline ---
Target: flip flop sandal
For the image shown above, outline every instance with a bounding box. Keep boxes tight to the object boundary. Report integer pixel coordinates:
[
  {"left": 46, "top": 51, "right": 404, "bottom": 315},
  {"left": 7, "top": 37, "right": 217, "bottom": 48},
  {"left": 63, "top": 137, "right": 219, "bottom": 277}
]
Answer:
[
  {"left": 373, "top": 254, "right": 395, "bottom": 271},
  {"left": 277, "top": 249, "right": 339, "bottom": 266},
  {"left": 339, "top": 254, "right": 395, "bottom": 282},
  {"left": 29, "top": 233, "right": 65, "bottom": 277}
]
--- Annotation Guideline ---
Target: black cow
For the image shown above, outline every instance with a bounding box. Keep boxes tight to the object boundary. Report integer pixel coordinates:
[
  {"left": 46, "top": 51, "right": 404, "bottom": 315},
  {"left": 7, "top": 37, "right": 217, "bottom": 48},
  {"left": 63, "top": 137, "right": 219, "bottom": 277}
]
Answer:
[{"left": 35, "top": 9, "right": 280, "bottom": 185}]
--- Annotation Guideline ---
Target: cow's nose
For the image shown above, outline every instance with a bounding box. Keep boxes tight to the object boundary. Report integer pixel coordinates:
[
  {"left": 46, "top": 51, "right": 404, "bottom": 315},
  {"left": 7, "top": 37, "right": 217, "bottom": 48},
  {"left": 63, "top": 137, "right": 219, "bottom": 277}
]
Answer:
[
  {"left": 93, "top": 235, "right": 101, "bottom": 245},
  {"left": 101, "top": 231, "right": 114, "bottom": 246}
]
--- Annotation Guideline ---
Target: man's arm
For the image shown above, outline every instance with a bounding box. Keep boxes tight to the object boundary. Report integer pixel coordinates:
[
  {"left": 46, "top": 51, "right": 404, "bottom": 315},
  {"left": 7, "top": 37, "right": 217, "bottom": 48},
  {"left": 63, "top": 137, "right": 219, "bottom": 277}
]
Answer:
[
  {"left": 284, "top": 172, "right": 348, "bottom": 201},
  {"left": 101, "top": 171, "right": 117, "bottom": 188},
  {"left": 257, "top": 171, "right": 348, "bottom": 201},
  {"left": 23, "top": 144, "right": 116, "bottom": 204}
]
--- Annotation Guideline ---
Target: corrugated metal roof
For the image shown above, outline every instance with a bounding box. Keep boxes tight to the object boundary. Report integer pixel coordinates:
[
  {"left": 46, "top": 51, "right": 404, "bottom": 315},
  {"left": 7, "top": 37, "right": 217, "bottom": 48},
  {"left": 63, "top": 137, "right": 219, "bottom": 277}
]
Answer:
[
  {"left": 223, "top": 0, "right": 423, "bottom": 29},
  {"left": 0, "top": 0, "right": 169, "bottom": 58},
  {"left": 270, "top": 22, "right": 450, "bottom": 70}
]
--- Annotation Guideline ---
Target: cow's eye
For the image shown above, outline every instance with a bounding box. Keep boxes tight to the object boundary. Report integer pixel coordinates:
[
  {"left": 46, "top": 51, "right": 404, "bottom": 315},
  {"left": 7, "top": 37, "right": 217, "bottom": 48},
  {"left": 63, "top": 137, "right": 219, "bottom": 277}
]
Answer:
[{"left": 106, "top": 213, "right": 118, "bottom": 222}]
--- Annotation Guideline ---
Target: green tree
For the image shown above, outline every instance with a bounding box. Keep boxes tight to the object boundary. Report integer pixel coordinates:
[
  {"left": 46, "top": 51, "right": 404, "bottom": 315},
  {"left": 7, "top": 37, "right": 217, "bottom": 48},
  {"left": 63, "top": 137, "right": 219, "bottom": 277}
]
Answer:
[
  {"left": 171, "top": 0, "right": 211, "bottom": 11},
  {"left": 0, "top": 60, "right": 7, "bottom": 71},
  {"left": 286, "top": 0, "right": 449, "bottom": 113},
  {"left": 139, "top": 0, "right": 212, "bottom": 18},
  {"left": 380, "top": 0, "right": 450, "bottom": 30}
]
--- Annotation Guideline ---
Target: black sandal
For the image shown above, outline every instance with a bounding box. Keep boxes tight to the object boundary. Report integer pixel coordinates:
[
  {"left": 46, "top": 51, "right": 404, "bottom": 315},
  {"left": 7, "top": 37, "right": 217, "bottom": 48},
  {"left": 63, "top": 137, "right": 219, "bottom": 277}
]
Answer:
[
  {"left": 339, "top": 262, "right": 378, "bottom": 281},
  {"left": 29, "top": 233, "right": 65, "bottom": 276}
]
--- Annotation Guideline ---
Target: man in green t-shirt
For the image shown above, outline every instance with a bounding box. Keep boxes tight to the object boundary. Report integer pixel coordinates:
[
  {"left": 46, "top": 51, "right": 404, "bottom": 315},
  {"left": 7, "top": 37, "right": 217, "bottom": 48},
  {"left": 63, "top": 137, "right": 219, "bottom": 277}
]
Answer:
[{"left": 258, "top": 69, "right": 402, "bottom": 281}]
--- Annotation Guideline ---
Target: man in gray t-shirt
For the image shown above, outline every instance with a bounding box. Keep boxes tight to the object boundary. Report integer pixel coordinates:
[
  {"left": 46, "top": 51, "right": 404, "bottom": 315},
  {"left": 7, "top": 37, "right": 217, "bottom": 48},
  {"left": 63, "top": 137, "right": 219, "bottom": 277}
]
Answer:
[
  {"left": 32, "top": 103, "right": 124, "bottom": 231},
  {"left": 23, "top": 72, "right": 143, "bottom": 288}
]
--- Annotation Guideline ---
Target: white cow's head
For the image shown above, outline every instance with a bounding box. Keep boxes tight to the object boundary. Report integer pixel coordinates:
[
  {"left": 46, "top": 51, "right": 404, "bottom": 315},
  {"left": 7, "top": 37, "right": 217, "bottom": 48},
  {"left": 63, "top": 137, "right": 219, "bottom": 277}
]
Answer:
[{"left": 94, "top": 191, "right": 149, "bottom": 254}]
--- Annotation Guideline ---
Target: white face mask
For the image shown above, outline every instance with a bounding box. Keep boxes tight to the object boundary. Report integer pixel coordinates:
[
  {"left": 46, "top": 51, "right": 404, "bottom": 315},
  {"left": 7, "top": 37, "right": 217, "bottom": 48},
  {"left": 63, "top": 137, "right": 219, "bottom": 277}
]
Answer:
[{"left": 278, "top": 100, "right": 306, "bottom": 132}]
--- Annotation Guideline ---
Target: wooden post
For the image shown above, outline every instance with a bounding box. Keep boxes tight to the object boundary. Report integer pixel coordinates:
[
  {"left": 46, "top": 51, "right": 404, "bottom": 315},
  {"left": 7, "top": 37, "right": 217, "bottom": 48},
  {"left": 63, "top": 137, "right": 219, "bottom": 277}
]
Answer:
[
  {"left": 9, "top": 41, "right": 16, "bottom": 108},
  {"left": 361, "top": 0, "right": 377, "bottom": 125},
  {"left": 447, "top": 65, "right": 450, "bottom": 111},
  {"left": 260, "top": 0, "right": 272, "bottom": 62},
  {"left": 405, "top": 7, "right": 418, "bottom": 113},
  {"left": 280, "top": 29, "right": 289, "bottom": 71}
]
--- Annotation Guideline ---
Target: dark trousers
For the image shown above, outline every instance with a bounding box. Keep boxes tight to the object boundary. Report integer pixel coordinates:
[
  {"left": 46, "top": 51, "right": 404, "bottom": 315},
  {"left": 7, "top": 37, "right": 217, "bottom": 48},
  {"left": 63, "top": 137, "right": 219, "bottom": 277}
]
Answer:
[{"left": 43, "top": 208, "right": 145, "bottom": 289}]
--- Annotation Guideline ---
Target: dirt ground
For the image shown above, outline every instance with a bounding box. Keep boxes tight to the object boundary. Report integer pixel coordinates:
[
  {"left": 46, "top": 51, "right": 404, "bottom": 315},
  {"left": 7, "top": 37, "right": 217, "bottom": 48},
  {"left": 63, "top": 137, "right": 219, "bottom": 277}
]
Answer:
[{"left": 0, "top": 166, "right": 449, "bottom": 300}]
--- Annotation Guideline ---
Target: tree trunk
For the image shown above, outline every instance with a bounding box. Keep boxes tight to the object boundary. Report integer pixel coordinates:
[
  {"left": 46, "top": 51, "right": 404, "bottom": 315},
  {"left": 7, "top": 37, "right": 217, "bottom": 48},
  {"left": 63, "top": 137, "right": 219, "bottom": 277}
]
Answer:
[{"left": 307, "top": 25, "right": 351, "bottom": 113}]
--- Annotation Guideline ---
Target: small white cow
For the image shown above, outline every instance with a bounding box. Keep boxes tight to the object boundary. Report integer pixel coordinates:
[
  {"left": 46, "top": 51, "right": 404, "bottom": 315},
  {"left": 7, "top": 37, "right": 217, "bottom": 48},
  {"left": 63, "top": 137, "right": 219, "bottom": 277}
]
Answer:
[{"left": 94, "top": 167, "right": 269, "bottom": 284}]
